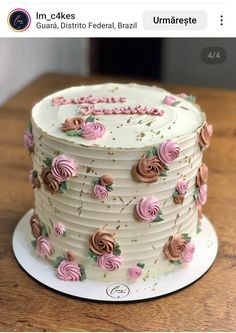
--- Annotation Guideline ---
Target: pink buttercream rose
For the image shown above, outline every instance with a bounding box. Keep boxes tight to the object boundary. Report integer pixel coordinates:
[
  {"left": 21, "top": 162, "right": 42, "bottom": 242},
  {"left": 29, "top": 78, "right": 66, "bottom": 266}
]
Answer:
[
  {"left": 135, "top": 196, "right": 160, "bottom": 222},
  {"left": 128, "top": 265, "right": 143, "bottom": 280},
  {"left": 176, "top": 179, "right": 188, "bottom": 194},
  {"left": 36, "top": 236, "right": 54, "bottom": 257},
  {"left": 53, "top": 223, "right": 66, "bottom": 237},
  {"left": 197, "top": 184, "right": 208, "bottom": 205},
  {"left": 57, "top": 260, "right": 81, "bottom": 281},
  {"left": 93, "top": 184, "right": 108, "bottom": 199},
  {"left": 51, "top": 154, "right": 77, "bottom": 182},
  {"left": 181, "top": 242, "right": 195, "bottom": 263},
  {"left": 81, "top": 122, "right": 106, "bottom": 140},
  {"left": 163, "top": 96, "right": 177, "bottom": 106},
  {"left": 24, "top": 129, "right": 34, "bottom": 153},
  {"left": 97, "top": 253, "right": 122, "bottom": 271},
  {"left": 158, "top": 140, "right": 180, "bottom": 165}
]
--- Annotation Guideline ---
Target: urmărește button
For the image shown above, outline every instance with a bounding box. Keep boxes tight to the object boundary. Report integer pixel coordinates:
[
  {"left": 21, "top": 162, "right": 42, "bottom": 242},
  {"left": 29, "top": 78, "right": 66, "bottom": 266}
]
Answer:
[{"left": 143, "top": 11, "right": 207, "bottom": 30}]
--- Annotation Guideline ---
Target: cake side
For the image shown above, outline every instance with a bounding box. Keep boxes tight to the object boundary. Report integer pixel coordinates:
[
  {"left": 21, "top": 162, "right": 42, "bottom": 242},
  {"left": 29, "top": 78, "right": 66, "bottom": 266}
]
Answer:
[{"left": 24, "top": 83, "right": 212, "bottom": 283}]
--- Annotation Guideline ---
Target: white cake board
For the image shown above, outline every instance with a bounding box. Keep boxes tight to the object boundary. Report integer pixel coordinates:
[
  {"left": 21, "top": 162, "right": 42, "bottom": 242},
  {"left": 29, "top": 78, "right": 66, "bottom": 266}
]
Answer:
[{"left": 12, "top": 209, "right": 218, "bottom": 303}]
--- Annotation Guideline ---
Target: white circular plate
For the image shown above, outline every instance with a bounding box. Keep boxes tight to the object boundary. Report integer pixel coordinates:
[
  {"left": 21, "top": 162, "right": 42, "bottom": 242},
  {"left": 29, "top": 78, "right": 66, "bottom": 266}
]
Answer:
[{"left": 13, "top": 209, "right": 218, "bottom": 303}]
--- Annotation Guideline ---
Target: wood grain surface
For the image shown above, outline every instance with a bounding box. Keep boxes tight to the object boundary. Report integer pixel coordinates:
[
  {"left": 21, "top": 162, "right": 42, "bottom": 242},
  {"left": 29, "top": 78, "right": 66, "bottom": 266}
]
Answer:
[{"left": 0, "top": 74, "right": 236, "bottom": 332}]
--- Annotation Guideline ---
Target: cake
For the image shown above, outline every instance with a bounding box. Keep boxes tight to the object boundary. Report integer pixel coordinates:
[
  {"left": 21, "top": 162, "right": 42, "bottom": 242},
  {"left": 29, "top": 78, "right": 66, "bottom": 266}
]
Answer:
[{"left": 24, "top": 83, "right": 213, "bottom": 283}]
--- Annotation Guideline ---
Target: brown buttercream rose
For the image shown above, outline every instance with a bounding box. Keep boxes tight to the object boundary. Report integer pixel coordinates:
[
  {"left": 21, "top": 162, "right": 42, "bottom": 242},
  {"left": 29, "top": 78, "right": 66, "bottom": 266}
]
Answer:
[
  {"left": 67, "top": 250, "right": 76, "bottom": 262},
  {"left": 163, "top": 234, "right": 187, "bottom": 261},
  {"left": 32, "top": 176, "right": 41, "bottom": 189},
  {"left": 196, "top": 163, "right": 208, "bottom": 188},
  {"left": 132, "top": 155, "right": 165, "bottom": 183},
  {"left": 41, "top": 167, "right": 60, "bottom": 193},
  {"left": 62, "top": 117, "right": 84, "bottom": 131},
  {"left": 173, "top": 194, "right": 185, "bottom": 204},
  {"left": 99, "top": 175, "right": 113, "bottom": 186},
  {"left": 89, "top": 229, "right": 115, "bottom": 255},
  {"left": 30, "top": 214, "right": 41, "bottom": 238},
  {"left": 199, "top": 123, "right": 213, "bottom": 149}
]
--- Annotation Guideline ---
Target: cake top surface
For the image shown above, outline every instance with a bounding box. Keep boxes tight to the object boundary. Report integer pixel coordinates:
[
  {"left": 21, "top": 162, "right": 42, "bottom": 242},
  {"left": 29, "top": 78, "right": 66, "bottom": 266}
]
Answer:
[{"left": 32, "top": 83, "right": 205, "bottom": 149}]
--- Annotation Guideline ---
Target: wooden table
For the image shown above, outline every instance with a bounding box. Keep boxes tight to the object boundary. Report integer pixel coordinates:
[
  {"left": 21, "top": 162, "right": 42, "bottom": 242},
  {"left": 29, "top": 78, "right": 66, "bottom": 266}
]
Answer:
[{"left": 0, "top": 74, "right": 235, "bottom": 331}]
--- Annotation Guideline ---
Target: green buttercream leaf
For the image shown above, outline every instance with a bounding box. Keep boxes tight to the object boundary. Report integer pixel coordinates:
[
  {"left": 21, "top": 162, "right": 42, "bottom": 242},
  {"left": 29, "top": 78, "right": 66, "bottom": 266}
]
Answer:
[
  {"left": 59, "top": 181, "right": 67, "bottom": 194},
  {"left": 172, "top": 191, "right": 179, "bottom": 198},
  {"left": 186, "top": 95, "right": 196, "bottom": 103},
  {"left": 52, "top": 256, "right": 65, "bottom": 268},
  {"left": 32, "top": 170, "right": 38, "bottom": 178},
  {"left": 31, "top": 239, "right": 37, "bottom": 249},
  {"left": 88, "top": 249, "right": 98, "bottom": 262},
  {"left": 61, "top": 181, "right": 67, "bottom": 190},
  {"left": 107, "top": 185, "right": 113, "bottom": 192},
  {"left": 160, "top": 171, "right": 167, "bottom": 177},
  {"left": 66, "top": 130, "right": 82, "bottom": 137},
  {"left": 59, "top": 186, "right": 65, "bottom": 194},
  {"left": 79, "top": 264, "right": 86, "bottom": 281},
  {"left": 43, "top": 157, "right": 53, "bottom": 168},
  {"left": 193, "top": 187, "right": 199, "bottom": 200},
  {"left": 85, "top": 116, "right": 95, "bottom": 123},
  {"left": 113, "top": 243, "right": 121, "bottom": 256},
  {"left": 182, "top": 233, "right": 191, "bottom": 242},
  {"left": 164, "top": 165, "right": 169, "bottom": 171},
  {"left": 153, "top": 214, "right": 164, "bottom": 223},
  {"left": 172, "top": 101, "right": 181, "bottom": 107},
  {"left": 197, "top": 223, "right": 202, "bottom": 234},
  {"left": 94, "top": 178, "right": 100, "bottom": 185},
  {"left": 40, "top": 223, "right": 49, "bottom": 237},
  {"left": 137, "top": 262, "right": 145, "bottom": 269},
  {"left": 63, "top": 231, "right": 67, "bottom": 237},
  {"left": 170, "top": 260, "right": 182, "bottom": 265},
  {"left": 147, "top": 147, "right": 156, "bottom": 158},
  {"left": 27, "top": 121, "right": 33, "bottom": 133}
]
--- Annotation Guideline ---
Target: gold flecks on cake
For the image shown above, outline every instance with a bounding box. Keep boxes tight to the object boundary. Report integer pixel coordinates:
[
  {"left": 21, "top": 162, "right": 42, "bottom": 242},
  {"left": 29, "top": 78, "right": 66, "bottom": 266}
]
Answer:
[
  {"left": 177, "top": 223, "right": 183, "bottom": 233},
  {"left": 174, "top": 213, "right": 180, "bottom": 227},
  {"left": 154, "top": 257, "right": 159, "bottom": 264},
  {"left": 77, "top": 206, "right": 83, "bottom": 215},
  {"left": 47, "top": 197, "right": 53, "bottom": 206},
  {"left": 86, "top": 166, "right": 92, "bottom": 173},
  {"left": 49, "top": 218, "right": 53, "bottom": 227},
  {"left": 119, "top": 196, "right": 124, "bottom": 204},
  {"left": 162, "top": 200, "right": 167, "bottom": 207},
  {"left": 120, "top": 199, "right": 133, "bottom": 213}
]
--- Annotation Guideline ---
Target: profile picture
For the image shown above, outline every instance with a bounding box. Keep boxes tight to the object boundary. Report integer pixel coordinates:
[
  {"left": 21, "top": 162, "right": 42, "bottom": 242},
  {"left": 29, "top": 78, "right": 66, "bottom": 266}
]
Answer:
[{"left": 8, "top": 8, "right": 31, "bottom": 32}]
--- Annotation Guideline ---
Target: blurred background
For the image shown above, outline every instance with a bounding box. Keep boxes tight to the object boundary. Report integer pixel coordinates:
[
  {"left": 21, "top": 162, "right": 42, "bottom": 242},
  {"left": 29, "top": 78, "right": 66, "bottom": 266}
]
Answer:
[{"left": 0, "top": 38, "right": 235, "bottom": 105}]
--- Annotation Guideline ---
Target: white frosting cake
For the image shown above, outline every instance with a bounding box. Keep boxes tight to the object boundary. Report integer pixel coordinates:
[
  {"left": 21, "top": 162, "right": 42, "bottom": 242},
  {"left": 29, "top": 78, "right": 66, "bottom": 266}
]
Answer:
[{"left": 24, "top": 83, "right": 212, "bottom": 283}]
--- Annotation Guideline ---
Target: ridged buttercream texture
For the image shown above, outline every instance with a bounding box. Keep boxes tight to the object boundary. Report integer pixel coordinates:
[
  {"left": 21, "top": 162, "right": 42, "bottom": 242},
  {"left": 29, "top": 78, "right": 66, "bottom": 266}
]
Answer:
[{"left": 29, "top": 83, "right": 206, "bottom": 282}]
